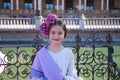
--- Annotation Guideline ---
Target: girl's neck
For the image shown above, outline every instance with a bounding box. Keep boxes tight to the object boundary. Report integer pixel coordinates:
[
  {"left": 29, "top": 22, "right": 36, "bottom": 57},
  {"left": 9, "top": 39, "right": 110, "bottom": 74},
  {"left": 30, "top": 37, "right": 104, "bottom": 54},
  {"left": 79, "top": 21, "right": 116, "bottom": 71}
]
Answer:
[
  {"left": 49, "top": 44, "right": 64, "bottom": 49},
  {"left": 48, "top": 44, "right": 64, "bottom": 53}
]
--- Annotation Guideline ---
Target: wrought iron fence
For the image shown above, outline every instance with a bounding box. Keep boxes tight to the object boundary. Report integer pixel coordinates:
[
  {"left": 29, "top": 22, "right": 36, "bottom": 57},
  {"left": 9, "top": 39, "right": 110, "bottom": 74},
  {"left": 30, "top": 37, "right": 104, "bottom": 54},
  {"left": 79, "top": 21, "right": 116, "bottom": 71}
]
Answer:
[{"left": 0, "top": 32, "right": 120, "bottom": 80}]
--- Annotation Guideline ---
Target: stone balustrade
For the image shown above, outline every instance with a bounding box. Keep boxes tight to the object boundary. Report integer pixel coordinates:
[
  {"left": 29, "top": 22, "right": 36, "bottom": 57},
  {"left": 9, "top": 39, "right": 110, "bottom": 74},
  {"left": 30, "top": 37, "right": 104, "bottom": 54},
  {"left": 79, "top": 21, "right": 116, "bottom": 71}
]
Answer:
[{"left": 0, "top": 16, "right": 120, "bottom": 31}]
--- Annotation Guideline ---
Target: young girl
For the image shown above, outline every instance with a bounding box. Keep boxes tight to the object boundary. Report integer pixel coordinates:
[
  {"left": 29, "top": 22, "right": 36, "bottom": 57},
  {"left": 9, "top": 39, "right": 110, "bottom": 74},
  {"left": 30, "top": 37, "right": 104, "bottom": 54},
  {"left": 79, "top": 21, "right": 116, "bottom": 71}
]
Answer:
[{"left": 30, "top": 14, "right": 82, "bottom": 80}]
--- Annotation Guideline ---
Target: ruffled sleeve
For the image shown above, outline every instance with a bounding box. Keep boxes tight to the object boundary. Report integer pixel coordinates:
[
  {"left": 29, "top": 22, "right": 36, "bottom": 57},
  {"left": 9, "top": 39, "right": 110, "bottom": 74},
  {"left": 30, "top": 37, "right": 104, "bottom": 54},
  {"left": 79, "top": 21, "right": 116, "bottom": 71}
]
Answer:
[{"left": 65, "top": 51, "right": 82, "bottom": 80}]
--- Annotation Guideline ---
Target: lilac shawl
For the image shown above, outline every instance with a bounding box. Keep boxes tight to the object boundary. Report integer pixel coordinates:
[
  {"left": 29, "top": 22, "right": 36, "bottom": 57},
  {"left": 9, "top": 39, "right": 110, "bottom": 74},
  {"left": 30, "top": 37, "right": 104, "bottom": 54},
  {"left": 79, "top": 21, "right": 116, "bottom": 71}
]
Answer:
[{"left": 30, "top": 47, "right": 64, "bottom": 80}]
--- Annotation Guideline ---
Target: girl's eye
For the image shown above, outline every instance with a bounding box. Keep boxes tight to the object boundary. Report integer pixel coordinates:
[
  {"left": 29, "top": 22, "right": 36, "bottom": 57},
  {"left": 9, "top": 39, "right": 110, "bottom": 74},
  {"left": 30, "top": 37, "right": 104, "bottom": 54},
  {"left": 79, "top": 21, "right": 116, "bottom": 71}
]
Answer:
[
  {"left": 51, "top": 31, "right": 55, "bottom": 34},
  {"left": 50, "top": 31, "right": 63, "bottom": 35},
  {"left": 58, "top": 32, "right": 63, "bottom": 35}
]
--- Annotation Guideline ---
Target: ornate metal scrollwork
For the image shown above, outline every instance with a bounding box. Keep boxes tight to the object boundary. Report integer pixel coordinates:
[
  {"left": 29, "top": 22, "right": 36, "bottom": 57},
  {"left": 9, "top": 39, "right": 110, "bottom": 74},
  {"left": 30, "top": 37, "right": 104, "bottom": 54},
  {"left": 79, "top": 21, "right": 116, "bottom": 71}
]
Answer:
[
  {"left": 82, "top": 32, "right": 105, "bottom": 47},
  {"left": 116, "top": 73, "right": 120, "bottom": 80},
  {"left": 79, "top": 50, "right": 107, "bottom": 78},
  {"left": 79, "top": 65, "right": 90, "bottom": 77},
  {"left": 32, "top": 33, "right": 44, "bottom": 63},
  {"left": 95, "top": 51, "right": 107, "bottom": 63},
  {"left": 32, "top": 33, "right": 44, "bottom": 52},
  {"left": 0, "top": 76, "right": 3, "bottom": 80},
  {"left": 3, "top": 47, "right": 32, "bottom": 80},
  {"left": 74, "top": 32, "right": 108, "bottom": 80},
  {"left": 0, "top": 33, "right": 44, "bottom": 80}
]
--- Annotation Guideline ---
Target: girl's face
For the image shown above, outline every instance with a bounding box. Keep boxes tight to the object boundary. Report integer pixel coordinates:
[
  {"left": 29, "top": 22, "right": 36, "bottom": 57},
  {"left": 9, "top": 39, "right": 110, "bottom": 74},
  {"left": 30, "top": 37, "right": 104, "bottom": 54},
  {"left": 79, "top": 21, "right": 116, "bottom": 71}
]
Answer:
[{"left": 49, "top": 25, "right": 65, "bottom": 45}]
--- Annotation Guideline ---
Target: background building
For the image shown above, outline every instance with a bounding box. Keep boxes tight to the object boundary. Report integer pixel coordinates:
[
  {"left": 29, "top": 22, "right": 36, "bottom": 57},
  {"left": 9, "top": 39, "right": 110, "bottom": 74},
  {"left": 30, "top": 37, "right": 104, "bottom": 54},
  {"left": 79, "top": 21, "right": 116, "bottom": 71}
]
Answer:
[
  {"left": 0, "top": 0, "right": 120, "bottom": 18},
  {"left": 0, "top": 0, "right": 120, "bottom": 46}
]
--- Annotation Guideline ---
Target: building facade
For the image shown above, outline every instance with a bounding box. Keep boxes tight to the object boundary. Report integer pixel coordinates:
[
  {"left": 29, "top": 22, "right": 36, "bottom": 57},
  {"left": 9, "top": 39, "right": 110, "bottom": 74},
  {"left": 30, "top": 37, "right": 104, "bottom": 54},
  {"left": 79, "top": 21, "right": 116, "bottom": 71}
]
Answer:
[{"left": 0, "top": 0, "right": 120, "bottom": 18}]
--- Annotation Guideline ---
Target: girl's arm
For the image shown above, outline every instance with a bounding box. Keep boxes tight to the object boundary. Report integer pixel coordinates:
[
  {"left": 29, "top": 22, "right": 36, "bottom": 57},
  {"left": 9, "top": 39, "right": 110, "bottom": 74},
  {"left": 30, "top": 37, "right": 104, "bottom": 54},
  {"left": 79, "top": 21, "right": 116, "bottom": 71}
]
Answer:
[{"left": 66, "top": 53, "right": 81, "bottom": 80}]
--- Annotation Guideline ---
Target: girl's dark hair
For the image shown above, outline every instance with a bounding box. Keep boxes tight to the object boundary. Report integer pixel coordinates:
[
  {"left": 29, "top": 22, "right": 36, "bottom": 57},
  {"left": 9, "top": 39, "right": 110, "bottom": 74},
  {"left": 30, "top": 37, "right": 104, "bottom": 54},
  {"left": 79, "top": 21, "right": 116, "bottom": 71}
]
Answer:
[{"left": 48, "top": 18, "right": 67, "bottom": 38}]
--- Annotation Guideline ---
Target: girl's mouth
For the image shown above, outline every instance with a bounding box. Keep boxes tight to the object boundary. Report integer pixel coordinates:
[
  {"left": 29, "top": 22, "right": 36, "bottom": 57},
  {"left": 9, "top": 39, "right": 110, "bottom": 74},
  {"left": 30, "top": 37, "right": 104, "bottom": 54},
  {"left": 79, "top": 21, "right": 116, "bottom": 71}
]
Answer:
[{"left": 53, "top": 39, "right": 60, "bottom": 41}]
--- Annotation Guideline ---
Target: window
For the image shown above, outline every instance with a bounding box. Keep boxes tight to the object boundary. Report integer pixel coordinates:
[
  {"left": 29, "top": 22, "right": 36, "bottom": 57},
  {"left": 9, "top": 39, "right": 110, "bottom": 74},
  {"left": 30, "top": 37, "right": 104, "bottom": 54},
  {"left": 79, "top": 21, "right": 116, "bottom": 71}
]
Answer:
[
  {"left": 65, "top": 0, "right": 73, "bottom": 10},
  {"left": 24, "top": 0, "right": 32, "bottom": 9},
  {"left": 109, "top": 0, "right": 114, "bottom": 9},
  {"left": 45, "top": 0, "right": 54, "bottom": 9},
  {"left": 2, "top": 0, "right": 11, "bottom": 9},
  {"left": 86, "top": 0, "right": 94, "bottom": 10}
]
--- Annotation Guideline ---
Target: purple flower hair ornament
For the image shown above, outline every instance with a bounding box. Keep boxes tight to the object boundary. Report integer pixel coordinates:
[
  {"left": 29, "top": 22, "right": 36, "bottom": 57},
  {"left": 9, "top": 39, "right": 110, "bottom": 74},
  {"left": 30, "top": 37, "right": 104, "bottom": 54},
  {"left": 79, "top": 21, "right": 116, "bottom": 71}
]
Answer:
[{"left": 39, "top": 14, "right": 58, "bottom": 36}]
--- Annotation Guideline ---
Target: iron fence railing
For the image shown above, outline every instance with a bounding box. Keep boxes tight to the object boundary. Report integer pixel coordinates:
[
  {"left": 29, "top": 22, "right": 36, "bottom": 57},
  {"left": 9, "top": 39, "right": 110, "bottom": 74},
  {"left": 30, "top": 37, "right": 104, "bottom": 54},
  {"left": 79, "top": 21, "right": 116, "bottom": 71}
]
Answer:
[{"left": 0, "top": 32, "right": 120, "bottom": 80}]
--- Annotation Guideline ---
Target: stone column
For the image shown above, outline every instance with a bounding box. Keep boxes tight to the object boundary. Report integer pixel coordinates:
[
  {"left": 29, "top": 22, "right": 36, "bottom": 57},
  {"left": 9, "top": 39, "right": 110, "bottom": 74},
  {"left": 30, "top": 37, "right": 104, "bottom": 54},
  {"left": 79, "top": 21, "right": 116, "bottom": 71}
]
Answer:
[
  {"left": 101, "top": 0, "right": 104, "bottom": 10},
  {"left": 56, "top": 0, "right": 59, "bottom": 10},
  {"left": 38, "top": 0, "right": 42, "bottom": 15},
  {"left": 34, "top": 0, "right": 37, "bottom": 10},
  {"left": 107, "top": 0, "right": 109, "bottom": 10},
  {"left": 11, "top": 0, "right": 13, "bottom": 10},
  {"left": 84, "top": 0, "right": 87, "bottom": 10},
  {"left": 34, "top": 16, "right": 43, "bottom": 29},
  {"left": 16, "top": 0, "right": 19, "bottom": 10},
  {"left": 35, "top": 0, "right": 43, "bottom": 28},
  {"left": 62, "top": 0, "right": 64, "bottom": 10},
  {"left": 79, "top": 0, "right": 81, "bottom": 10}
]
